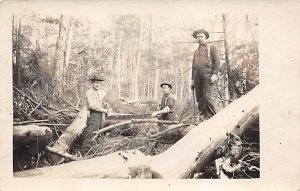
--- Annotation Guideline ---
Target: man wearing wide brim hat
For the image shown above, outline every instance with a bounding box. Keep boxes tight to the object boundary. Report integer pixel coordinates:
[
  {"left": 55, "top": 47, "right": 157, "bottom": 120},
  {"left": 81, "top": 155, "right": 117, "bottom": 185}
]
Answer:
[
  {"left": 151, "top": 82, "right": 177, "bottom": 121},
  {"left": 81, "top": 73, "right": 109, "bottom": 155},
  {"left": 191, "top": 28, "right": 221, "bottom": 120},
  {"left": 192, "top": 29, "right": 210, "bottom": 39}
]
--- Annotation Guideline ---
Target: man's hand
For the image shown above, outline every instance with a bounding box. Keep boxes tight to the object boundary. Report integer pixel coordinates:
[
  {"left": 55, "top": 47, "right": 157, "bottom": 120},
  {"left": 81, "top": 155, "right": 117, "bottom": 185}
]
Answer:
[
  {"left": 151, "top": 111, "right": 159, "bottom": 118},
  {"left": 101, "top": 108, "right": 109, "bottom": 114},
  {"left": 190, "top": 80, "right": 195, "bottom": 90},
  {"left": 210, "top": 74, "right": 218, "bottom": 84}
]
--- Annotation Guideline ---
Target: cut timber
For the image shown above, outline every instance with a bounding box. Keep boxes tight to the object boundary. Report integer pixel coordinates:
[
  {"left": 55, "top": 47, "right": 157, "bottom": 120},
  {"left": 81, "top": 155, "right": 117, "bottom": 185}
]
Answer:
[
  {"left": 14, "top": 86, "right": 259, "bottom": 178},
  {"left": 14, "top": 150, "right": 154, "bottom": 178},
  {"left": 48, "top": 106, "right": 87, "bottom": 164},
  {"left": 13, "top": 125, "right": 53, "bottom": 142}
]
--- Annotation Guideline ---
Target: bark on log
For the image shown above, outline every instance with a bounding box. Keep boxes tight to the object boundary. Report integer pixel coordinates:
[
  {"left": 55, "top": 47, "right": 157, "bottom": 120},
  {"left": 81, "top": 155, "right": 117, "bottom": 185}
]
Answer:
[
  {"left": 13, "top": 125, "right": 53, "bottom": 142},
  {"left": 14, "top": 86, "right": 259, "bottom": 178},
  {"left": 48, "top": 106, "right": 87, "bottom": 164},
  {"left": 14, "top": 150, "right": 154, "bottom": 178}
]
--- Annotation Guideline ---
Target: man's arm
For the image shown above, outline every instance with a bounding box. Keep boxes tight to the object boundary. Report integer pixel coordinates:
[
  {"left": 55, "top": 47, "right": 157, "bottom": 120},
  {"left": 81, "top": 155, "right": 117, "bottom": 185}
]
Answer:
[
  {"left": 151, "top": 95, "right": 175, "bottom": 117},
  {"left": 151, "top": 106, "right": 171, "bottom": 118},
  {"left": 211, "top": 45, "right": 220, "bottom": 75}
]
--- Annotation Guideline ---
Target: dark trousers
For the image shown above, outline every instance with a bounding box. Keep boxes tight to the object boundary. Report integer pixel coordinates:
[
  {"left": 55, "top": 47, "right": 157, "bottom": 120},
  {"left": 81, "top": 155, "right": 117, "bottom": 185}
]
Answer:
[
  {"left": 193, "top": 67, "right": 219, "bottom": 119},
  {"left": 159, "top": 113, "right": 175, "bottom": 121},
  {"left": 81, "top": 111, "right": 104, "bottom": 156}
]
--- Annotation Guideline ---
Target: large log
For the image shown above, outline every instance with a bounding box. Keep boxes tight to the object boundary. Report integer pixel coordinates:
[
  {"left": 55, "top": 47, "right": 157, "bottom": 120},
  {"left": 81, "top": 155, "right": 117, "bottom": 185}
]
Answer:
[
  {"left": 13, "top": 125, "right": 53, "bottom": 142},
  {"left": 14, "top": 149, "right": 153, "bottom": 178},
  {"left": 14, "top": 86, "right": 259, "bottom": 178},
  {"left": 48, "top": 106, "right": 87, "bottom": 164}
]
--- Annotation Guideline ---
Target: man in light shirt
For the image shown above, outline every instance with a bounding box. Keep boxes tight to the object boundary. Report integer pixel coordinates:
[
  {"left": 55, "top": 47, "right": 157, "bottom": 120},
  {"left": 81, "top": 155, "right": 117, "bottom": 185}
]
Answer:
[{"left": 81, "top": 74, "right": 109, "bottom": 156}]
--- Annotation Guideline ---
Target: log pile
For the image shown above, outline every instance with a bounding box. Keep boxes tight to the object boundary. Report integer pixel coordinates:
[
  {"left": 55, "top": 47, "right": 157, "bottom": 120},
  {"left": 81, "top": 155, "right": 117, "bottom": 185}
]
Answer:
[{"left": 14, "top": 85, "right": 259, "bottom": 178}]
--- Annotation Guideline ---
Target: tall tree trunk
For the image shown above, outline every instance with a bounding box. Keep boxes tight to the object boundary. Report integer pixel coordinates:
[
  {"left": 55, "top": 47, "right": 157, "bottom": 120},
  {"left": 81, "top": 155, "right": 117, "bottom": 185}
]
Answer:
[
  {"left": 153, "top": 46, "right": 159, "bottom": 101},
  {"left": 147, "top": 16, "right": 153, "bottom": 98},
  {"left": 134, "top": 17, "right": 143, "bottom": 99},
  {"left": 15, "top": 17, "right": 21, "bottom": 88},
  {"left": 64, "top": 19, "right": 73, "bottom": 89},
  {"left": 222, "top": 14, "right": 236, "bottom": 100},
  {"left": 130, "top": 45, "right": 135, "bottom": 98},
  {"left": 179, "top": 47, "right": 184, "bottom": 101},
  {"left": 116, "top": 31, "right": 122, "bottom": 98},
  {"left": 53, "top": 15, "right": 69, "bottom": 97}
]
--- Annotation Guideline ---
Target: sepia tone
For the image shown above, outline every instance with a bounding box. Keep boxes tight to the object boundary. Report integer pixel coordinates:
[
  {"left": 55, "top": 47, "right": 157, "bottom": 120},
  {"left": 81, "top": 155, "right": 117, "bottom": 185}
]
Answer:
[{"left": 0, "top": 1, "right": 299, "bottom": 191}]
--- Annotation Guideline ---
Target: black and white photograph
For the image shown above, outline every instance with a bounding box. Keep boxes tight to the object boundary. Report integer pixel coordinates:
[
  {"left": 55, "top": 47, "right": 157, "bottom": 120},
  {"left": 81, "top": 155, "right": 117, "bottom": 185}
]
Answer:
[{"left": 0, "top": 1, "right": 299, "bottom": 190}]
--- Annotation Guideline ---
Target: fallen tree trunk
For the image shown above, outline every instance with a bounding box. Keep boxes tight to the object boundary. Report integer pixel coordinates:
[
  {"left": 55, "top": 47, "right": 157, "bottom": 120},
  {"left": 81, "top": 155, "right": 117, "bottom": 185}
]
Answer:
[
  {"left": 13, "top": 125, "right": 53, "bottom": 142},
  {"left": 150, "top": 85, "right": 259, "bottom": 178},
  {"left": 48, "top": 106, "right": 87, "bottom": 164},
  {"left": 14, "top": 86, "right": 259, "bottom": 178},
  {"left": 14, "top": 149, "right": 154, "bottom": 178}
]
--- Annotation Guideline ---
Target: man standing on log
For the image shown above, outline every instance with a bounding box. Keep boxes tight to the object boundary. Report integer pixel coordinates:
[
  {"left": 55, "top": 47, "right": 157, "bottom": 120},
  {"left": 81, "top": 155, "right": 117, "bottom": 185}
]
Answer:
[
  {"left": 81, "top": 74, "right": 109, "bottom": 156},
  {"left": 191, "top": 29, "right": 220, "bottom": 121},
  {"left": 151, "top": 83, "right": 177, "bottom": 121}
]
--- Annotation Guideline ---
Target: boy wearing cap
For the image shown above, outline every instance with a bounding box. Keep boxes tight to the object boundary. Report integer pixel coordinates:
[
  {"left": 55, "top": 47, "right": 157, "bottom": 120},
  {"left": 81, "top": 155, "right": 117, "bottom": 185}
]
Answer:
[
  {"left": 191, "top": 29, "right": 220, "bottom": 120},
  {"left": 81, "top": 74, "right": 109, "bottom": 156},
  {"left": 151, "top": 83, "right": 176, "bottom": 121}
]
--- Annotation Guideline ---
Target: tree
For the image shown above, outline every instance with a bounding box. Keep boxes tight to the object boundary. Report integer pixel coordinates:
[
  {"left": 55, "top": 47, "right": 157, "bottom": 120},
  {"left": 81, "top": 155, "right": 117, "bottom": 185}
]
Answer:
[{"left": 52, "top": 15, "right": 69, "bottom": 97}]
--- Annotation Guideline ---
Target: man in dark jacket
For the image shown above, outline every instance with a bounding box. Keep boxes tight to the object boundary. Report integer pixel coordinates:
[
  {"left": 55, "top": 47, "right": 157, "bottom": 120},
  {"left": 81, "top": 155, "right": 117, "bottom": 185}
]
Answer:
[{"left": 191, "top": 29, "right": 220, "bottom": 120}]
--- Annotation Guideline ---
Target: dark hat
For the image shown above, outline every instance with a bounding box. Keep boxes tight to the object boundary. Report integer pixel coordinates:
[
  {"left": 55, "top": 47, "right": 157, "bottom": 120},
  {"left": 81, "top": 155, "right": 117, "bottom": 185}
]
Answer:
[
  {"left": 89, "top": 73, "right": 104, "bottom": 82},
  {"left": 192, "top": 29, "right": 209, "bottom": 39},
  {"left": 160, "top": 83, "right": 172, "bottom": 89}
]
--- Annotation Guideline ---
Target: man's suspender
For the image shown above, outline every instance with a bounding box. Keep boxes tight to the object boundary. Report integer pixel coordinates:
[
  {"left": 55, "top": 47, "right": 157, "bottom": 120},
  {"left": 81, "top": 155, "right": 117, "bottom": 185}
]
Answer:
[{"left": 207, "top": 43, "right": 212, "bottom": 63}]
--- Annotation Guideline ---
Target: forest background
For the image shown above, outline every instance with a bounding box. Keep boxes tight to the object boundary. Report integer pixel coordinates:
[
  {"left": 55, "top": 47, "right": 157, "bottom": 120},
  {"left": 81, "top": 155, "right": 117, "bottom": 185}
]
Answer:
[{"left": 12, "top": 13, "right": 259, "bottom": 120}]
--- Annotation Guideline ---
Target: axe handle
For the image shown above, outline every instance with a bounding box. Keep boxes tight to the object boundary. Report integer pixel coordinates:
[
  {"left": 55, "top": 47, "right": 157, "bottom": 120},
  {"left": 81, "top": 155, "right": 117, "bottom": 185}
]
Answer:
[{"left": 192, "top": 88, "right": 196, "bottom": 122}]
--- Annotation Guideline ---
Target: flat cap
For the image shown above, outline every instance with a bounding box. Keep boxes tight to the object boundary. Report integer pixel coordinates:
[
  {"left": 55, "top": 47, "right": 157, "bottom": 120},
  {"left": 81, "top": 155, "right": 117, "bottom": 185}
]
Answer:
[{"left": 89, "top": 73, "right": 104, "bottom": 81}]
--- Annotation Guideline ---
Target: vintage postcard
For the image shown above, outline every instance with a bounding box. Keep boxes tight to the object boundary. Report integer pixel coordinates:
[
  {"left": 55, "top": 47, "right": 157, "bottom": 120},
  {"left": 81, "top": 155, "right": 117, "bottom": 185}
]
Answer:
[{"left": 0, "top": 0, "right": 299, "bottom": 191}]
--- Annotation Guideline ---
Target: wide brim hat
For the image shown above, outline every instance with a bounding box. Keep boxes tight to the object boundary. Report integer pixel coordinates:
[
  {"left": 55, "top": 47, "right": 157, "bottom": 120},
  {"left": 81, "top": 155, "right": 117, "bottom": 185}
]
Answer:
[
  {"left": 89, "top": 74, "right": 104, "bottom": 82},
  {"left": 192, "top": 29, "right": 209, "bottom": 39},
  {"left": 160, "top": 83, "right": 172, "bottom": 89}
]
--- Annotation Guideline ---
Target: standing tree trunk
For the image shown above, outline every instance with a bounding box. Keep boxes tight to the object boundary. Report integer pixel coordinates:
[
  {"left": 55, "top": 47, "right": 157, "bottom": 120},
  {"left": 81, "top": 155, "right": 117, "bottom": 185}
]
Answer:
[
  {"left": 53, "top": 15, "right": 69, "bottom": 97},
  {"left": 179, "top": 47, "right": 184, "bottom": 101},
  {"left": 134, "top": 17, "right": 143, "bottom": 99},
  {"left": 222, "top": 14, "right": 237, "bottom": 100},
  {"left": 153, "top": 44, "right": 159, "bottom": 101},
  {"left": 14, "top": 17, "right": 21, "bottom": 88},
  {"left": 64, "top": 19, "right": 73, "bottom": 89},
  {"left": 116, "top": 31, "right": 122, "bottom": 98},
  {"left": 147, "top": 16, "right": 153, "bottom": 98}
]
